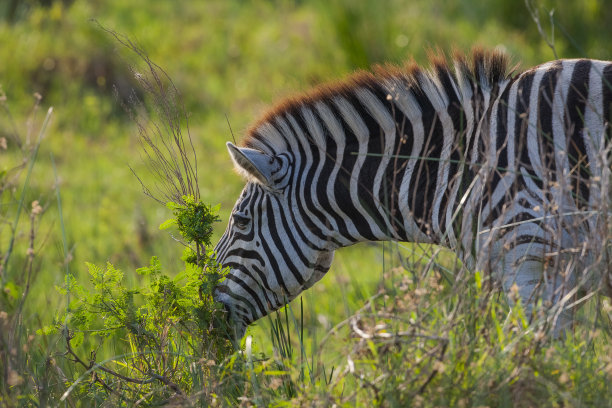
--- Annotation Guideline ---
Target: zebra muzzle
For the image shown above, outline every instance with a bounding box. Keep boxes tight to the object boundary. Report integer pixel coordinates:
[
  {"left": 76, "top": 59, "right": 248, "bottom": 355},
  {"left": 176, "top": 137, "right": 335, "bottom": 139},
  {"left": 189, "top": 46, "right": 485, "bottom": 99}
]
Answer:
[{"left": 213, "top": 287, "right": 248, "bottom": 341}]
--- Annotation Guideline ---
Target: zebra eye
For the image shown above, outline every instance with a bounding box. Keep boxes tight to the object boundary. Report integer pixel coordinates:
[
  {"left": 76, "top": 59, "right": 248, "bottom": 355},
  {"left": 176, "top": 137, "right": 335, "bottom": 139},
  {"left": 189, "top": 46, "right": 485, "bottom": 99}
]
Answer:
[{"left": 232, "top": 213, "right": 250, "bottom": 229}]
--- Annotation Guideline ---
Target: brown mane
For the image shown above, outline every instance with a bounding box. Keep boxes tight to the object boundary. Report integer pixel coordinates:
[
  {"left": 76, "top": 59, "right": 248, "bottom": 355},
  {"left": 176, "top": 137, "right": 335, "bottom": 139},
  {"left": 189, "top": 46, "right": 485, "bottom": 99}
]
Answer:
[{"left": 242, "top": 48, "right": 514, "bottom": 150}]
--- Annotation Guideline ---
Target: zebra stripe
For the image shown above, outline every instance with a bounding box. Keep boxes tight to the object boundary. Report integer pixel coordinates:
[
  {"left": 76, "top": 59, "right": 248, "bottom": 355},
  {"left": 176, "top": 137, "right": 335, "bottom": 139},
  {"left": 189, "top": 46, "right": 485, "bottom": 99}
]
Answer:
[{"left": 215, "top": 51, "right": 612, "bottom": 338}]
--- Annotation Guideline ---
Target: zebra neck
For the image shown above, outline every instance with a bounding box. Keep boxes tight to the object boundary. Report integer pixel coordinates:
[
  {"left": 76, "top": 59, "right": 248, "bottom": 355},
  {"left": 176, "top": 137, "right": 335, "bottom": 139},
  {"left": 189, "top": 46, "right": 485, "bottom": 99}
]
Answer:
[
  {"left": 323, "top": 75, "right": 511, "bottom": 250},
  {"left": 243, "top": 56, "right": 513, "bottom": 250}
]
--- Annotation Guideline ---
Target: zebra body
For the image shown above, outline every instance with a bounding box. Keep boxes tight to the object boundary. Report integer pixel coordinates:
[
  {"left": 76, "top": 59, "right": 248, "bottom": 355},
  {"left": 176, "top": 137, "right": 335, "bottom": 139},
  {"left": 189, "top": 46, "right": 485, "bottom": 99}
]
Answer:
[{"left": 214, "top": 50, "right": 612, "bottom": 338}]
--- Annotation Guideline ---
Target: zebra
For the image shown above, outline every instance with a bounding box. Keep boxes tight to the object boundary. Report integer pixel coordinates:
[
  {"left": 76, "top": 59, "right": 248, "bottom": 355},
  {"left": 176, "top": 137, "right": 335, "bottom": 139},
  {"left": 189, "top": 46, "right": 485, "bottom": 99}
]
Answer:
[{"left": 214, "top": 49, "right": 612, "bottom": 339}]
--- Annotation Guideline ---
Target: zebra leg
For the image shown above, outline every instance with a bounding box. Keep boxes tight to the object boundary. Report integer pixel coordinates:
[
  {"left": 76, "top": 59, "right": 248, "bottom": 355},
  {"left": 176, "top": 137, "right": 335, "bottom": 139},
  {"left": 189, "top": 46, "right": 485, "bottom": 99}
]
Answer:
[
  {"left": 496, "top": 237, "right": 578, "bottom": 337},
  {"left": 477, "top": 227, "right": 578, "bottom": 337}
]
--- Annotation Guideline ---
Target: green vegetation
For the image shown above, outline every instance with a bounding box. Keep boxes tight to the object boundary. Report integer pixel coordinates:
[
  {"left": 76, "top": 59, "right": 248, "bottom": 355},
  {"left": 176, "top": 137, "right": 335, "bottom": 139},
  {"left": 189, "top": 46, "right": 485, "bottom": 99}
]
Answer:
[
  {"left": 47, "top": 206, "right": 233, "bottom": 405},
  {"left": 1, "top": 0, "right": 612, "bottom": 406}
]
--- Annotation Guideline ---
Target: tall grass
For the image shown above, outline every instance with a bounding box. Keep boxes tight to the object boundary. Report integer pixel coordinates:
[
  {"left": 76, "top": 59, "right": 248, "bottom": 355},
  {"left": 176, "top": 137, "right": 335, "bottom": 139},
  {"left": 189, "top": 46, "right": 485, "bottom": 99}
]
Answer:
[{"left": 0, "top": 93, "right": 54, "bottom": 405}]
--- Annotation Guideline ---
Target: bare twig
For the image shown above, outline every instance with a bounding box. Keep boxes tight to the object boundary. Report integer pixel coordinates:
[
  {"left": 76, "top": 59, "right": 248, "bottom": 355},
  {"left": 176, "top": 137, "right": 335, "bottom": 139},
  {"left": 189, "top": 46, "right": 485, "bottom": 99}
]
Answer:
[
  {"left": 525, "top": 0, "right": 559, "bottom": 59},
  {"left": 93, "top": 21, "right": 200, "bottom": 206}
]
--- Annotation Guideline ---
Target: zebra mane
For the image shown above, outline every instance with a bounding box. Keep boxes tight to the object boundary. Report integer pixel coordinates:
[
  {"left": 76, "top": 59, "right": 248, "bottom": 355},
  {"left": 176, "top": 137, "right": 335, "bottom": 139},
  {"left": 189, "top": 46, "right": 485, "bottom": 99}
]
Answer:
[{"left": 242, "top": 48, "right": 514, "bottom": 155}]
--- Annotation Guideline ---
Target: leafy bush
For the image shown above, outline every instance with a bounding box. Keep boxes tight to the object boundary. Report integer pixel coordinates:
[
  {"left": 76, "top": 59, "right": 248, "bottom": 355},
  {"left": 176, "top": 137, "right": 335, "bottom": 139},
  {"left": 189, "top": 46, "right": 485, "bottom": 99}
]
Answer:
[{"left": 49, "top": 196, "right": 233, "bottom": 405}]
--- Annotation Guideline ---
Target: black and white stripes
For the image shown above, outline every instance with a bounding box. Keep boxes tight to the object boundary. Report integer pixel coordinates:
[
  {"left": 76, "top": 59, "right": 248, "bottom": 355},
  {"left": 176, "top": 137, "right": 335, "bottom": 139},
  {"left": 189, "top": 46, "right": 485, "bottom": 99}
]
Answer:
[{"left": 214, "top": 50, "right": 612, "bottom": 338}]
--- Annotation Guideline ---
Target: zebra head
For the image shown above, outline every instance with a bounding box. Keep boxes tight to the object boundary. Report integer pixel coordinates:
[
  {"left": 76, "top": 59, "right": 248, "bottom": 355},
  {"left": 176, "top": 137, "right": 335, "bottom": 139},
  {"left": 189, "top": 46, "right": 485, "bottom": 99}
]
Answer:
[{"left": 214, "top": 142, "right": 335, "bottom": 339}]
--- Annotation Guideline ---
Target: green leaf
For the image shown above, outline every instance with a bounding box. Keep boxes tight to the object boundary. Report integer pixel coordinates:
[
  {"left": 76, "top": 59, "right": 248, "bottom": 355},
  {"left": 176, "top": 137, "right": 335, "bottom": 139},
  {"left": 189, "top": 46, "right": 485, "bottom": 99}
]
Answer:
[
  {"left": 264, "top": 370, "right": 290, "bottom": 376},
  {"left": 137, "top": 256, "right": 162, "bottom": 276},
  {"left": 166, "top": 201, "right": 184, "bottom": 210},
  {"left": 159, "top": 218, "right": 177, "bottom": 230},
  {"left": 37, "top": 325, "right": 58, "bottom": 336},
  {"left": 71, "top": 331, "right": 85, "bottom": 348}
]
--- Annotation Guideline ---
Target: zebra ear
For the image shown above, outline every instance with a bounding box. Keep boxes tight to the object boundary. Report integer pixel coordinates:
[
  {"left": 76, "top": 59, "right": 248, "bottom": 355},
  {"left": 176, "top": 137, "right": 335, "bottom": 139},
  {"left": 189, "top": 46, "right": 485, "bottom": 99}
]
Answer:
[{"left": 226, "top": 142, "right": 277, "bottom": 186}]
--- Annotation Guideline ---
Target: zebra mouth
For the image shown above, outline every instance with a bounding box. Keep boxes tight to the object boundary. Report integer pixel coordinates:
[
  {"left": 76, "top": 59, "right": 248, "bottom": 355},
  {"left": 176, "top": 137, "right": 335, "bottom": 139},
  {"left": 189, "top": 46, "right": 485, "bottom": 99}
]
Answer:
[{"left": 213, "top": 287, "right": 248, "bottom": 341}]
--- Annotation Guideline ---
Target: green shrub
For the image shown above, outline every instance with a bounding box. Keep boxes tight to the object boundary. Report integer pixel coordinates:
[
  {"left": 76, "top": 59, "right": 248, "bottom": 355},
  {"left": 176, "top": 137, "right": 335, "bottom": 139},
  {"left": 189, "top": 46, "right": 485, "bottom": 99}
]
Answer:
[{"left": 49, "top": 197, "right": 234, "bottom": 405}]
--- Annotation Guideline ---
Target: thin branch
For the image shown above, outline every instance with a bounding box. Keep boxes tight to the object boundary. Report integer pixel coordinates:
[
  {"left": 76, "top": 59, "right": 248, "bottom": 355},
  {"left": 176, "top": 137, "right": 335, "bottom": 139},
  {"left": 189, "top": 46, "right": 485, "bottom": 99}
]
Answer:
[
  {"left": 525, "top": 0, "right": 559, "bottom": 59},
  {"left": 94, "top": 20, "right": 200, "bottom": 206}
]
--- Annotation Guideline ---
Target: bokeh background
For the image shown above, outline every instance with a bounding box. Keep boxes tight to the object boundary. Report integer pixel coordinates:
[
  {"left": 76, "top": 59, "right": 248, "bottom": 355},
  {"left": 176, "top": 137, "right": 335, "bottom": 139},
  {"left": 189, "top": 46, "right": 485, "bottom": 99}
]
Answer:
[{"left": 1, "top": 0, "right": 612, "bottom": 403}]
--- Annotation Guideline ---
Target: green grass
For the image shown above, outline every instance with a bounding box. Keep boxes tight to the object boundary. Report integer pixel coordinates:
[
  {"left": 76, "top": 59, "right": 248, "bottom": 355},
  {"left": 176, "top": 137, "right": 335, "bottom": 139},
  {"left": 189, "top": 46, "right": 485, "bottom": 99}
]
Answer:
[{"left": 2, "top": 0, "right": 612, "bottom": 406}]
